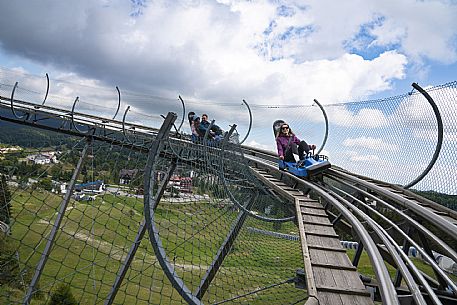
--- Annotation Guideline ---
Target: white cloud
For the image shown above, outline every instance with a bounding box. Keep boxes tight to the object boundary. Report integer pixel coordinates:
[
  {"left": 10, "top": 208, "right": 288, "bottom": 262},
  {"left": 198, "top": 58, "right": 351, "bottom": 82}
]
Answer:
[
  {"left": 368, "top": 0, "right": 457, "bottom": 63},
  {"left": 0, "top": 0, "right": 455, "bottom": 130},
  {"left": 328, "top": 106, "right": 389, "bottom": 128},
  {"left": 390, "top": 85, "right": 457, "bottom": 142},
  {"left": 245, "top": 139, "right": 275, "bottom": 152},
  {"left": 344, "top": 150, "right": 381, "bottom": 162},
  {"left": 0, "top": 1, "right": 412, "bottom": 106},
  {"left": 343, "top": 136, "right": 399, "bottom": 151}
]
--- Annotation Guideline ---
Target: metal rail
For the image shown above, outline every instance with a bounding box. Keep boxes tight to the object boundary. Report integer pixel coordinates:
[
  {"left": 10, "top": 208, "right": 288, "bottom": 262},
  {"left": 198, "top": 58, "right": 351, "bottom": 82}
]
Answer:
[
  {"left": 325, "top": 170, "right": 457, "bottom": 264},
  {"left": 244, "top": 152, "right": 457, "bottom": 304},
  {"left": 328, "top": 169, "right": 457, "bottom": 244},
  {"left": 0, "top": 95, "right": 160, "bottom": 137},
  {"left": 249, "top": 164, "right": 377, "bottom": 305},
  {"left": 325, "top": 181, "right": 457, "bottom": 295}
]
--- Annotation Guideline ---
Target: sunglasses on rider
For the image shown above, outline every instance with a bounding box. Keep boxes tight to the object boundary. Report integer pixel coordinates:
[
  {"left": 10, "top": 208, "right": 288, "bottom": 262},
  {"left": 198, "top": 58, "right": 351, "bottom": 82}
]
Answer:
[{"left": 281, "top": 126, "right": 289, "bottom": 130}]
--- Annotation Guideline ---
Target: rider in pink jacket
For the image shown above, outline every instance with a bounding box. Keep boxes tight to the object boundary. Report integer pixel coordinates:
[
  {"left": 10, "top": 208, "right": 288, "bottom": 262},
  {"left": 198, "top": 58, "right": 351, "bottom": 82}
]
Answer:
[{"left": 276, "top": 122, "right": 315, "bottom": 163}]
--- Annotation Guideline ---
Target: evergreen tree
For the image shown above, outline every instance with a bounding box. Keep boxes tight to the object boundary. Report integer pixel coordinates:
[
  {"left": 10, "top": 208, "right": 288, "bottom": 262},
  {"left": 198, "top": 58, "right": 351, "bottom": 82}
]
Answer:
[
  {"left": 0, "top": 235, "right": 20, "bottom": 286},
  {"left": 0, "top": 174, "right": 12, "bottom": 225},
  {"left": 49, "top": 284, "right": 77, "bottom": 305}
]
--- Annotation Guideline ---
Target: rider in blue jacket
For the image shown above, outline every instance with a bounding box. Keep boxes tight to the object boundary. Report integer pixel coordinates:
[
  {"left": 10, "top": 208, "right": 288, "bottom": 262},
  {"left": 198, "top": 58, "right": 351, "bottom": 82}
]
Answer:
[{"left": 199, "top": 114, "right": 223, "bottom": 141}]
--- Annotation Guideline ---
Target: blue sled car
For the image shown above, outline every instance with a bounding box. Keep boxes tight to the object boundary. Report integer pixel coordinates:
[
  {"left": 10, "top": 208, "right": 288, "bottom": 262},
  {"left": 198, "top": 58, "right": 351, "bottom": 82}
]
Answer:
[{"left": 278, "top": 155, "right": 331, "bottom": 178}]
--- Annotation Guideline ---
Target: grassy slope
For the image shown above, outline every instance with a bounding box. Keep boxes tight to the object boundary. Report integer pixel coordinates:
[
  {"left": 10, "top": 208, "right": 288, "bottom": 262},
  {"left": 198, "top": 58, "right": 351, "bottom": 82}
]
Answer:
[
  {"left": 2, "top": 189, "right": 455, "bottom": 304},
  {"left": 1, "top": 190, "right": 304, "bottom": 304}
]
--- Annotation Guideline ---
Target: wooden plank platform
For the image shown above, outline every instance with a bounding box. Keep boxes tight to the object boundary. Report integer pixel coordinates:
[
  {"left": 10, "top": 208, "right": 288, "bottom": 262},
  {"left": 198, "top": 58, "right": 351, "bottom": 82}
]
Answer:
[{"left": 296, "top": 197, "right": 374, "bottom": 305}]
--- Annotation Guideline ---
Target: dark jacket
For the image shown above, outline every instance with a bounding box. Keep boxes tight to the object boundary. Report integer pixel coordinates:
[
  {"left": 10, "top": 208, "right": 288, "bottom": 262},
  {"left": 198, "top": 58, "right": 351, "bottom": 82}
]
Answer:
[
  {"left": 198, "top": 120, "right": 211, "bottom": 136},
  {"left": 198, "top": 120, "right": 223, "bottom": 137}
]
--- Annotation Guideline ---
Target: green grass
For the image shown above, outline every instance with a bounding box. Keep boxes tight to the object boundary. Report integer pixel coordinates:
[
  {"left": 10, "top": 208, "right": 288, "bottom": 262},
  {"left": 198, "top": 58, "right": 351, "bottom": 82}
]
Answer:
[
  {"left": 346, "top": 248, "right": 457, "bottom": 284},
  {"left": 1, "top": 189, "right": 308, "bottom": 304},
  {"left": 4, "top": 188, "right": 455, "bottom": 304}
]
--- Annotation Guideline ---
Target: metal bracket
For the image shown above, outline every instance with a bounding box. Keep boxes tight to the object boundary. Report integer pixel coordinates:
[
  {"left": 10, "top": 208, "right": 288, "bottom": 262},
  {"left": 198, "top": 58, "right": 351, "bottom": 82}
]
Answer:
[
  {"left": 10, "top": 82, "right": 28, "bottom": 119},
  {"left": 294, "top": 269, "right": 307, "bottom": 289},
  {"left": 112, "top": 86, "right": 121, "bottom": 120},
  {"left": 71, "top": 96, "right": 95, "bottom": 135},
  {"left": 404, "top": 83, "right": 444, "bottom": 189},
  {"left": 238, "top": 99, "right": 252, "bottom": 145},
  {"left": 313, "top": 99, "right": 329, "bottom": 155}
]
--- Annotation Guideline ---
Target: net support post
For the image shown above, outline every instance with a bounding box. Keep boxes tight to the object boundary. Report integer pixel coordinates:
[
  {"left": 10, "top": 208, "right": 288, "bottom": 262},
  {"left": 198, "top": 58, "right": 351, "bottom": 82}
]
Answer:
[
  {"left": 195, "top": 192, "right": 258, "bottom": 299},
  {"left": 104, "top": 158, "right": 178, "bottom": 305},
  {"left": 23, "top": 139, "right": 91, "bottom": 304}
]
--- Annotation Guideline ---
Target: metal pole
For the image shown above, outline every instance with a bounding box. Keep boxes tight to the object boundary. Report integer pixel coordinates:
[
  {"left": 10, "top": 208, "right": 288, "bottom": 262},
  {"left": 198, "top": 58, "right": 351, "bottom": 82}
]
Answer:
[
  {"left": 177, "top": 95, "right": 186, "bottom": 133},
  {"left": 23, "top": 139, "right": 91, "bottom": 304},
  {"left": 352, "top": 241, "right": 364, "bottom": 267},
  {"left": 10, "top": 81, "right": 27, "bottom": 119},
  {"left": 394, "top": 227, "right": 412, "bottom": 287},
  {"left": 122, "top": 106, "right": 133, "bottom": 144},
  {"left": 42, "top": 73, "right": 50, "bottom": 106},
  {"left": 417, "top": 231, "right": 449, "bottom": 290},
  {"left": 195, "top": 192, "right": 258, "bottom": 299},
  {"left": 203, "top": 119, "right": 215, "bottom": 144},
  {"left": 104, "top": 159, "right": 178, "bottom": 305},
  {"left": 112, "top": 86, "right": 121, "bottom": 120}
]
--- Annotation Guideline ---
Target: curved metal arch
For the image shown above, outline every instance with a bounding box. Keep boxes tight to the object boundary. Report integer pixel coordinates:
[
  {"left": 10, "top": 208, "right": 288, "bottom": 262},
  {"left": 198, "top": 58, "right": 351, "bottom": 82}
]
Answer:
[
  {"left": 10, "top": 82, "right": 28, "bottom": 119},
  {"left": 70, "top": 96, "right": 94, "bottom": 135},
  {"left": 112, "top": 86, "right": 121, "bottom": 120},
  {"left": 177, "top": 95, "right": 186, "bottom": 133},
  {"left": 41, "top": 73, "right": 50, "bottom": 106},
  {"left": 219, "top": 125, "right": 295, "bottom": 223},
  {"left": 147, "top": 214, "right": 203, "bottom": 305},
  {"left": 122, "top": 106, "right": 135, "bottom": 144},
  {"left": 312, "top": 99, "right": 329, "bottom": 155},
  {"left": 238, "top": 99, "right": 253, "bottom": 145},
  {"left": 143, "top": 112, "right": 203, "bottom": 305},
  {"left": 404, "top": 83, "right": 444, "bottom": 189}
]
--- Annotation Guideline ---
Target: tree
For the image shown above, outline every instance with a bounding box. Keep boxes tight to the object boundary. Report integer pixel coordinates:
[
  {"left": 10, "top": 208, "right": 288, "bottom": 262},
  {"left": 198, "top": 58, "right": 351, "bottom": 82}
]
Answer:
[
  {"left": 0, "top": 235, "right": 20, "bottom": 287},
  {"left": 0, "top": 174, "right": 12, "bottom": 225},
  {"left": 38, "top": 177, "right": 52, "bottom": 191},
  {"left": 50, "top": 164, "right": 63, "bottom": 180},
  {"left": 49, "top": 284, "right": 77, "bottom": 305}
]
